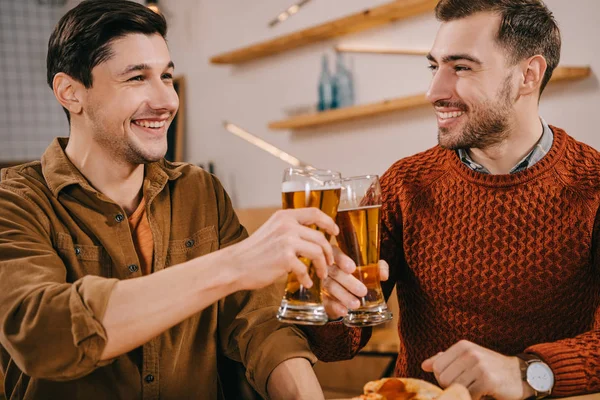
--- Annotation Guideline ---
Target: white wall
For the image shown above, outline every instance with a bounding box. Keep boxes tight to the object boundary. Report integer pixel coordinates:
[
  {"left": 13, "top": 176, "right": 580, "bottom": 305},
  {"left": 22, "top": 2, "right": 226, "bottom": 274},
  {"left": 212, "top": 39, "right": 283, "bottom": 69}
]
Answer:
[
  {"left": 161, "top": 0, "right": 600, "bottom": 208},
  {"left": 0, "top": 0, "right": 67, "bottom": 161}
]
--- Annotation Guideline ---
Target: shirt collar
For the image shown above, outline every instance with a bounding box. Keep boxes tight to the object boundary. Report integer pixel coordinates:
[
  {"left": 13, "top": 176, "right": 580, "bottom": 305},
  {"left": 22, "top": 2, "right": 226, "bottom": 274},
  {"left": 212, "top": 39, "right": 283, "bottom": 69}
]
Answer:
[
  {"left": 457, "top": 118, "right": 554, "bottom": 174},
  {"left": 41, "top": 137, "right": 184, "bottom": 198}
]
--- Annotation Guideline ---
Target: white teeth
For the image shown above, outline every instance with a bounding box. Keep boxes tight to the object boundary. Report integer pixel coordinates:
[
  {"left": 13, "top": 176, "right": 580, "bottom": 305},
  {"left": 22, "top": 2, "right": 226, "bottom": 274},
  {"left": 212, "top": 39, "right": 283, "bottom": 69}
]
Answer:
[
  {"left": 437, "top": 111, "right": 465, "bottom": 119},
  {"left": 133, "top": 120, "right": 166, "bottom": 128}
]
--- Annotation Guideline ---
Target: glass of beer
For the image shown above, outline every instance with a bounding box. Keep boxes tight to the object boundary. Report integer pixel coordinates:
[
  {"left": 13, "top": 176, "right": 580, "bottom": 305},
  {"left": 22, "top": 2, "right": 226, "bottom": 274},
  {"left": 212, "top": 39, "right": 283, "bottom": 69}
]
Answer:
[
  {"left": 277, "top": 167, "right": 342, "bottom": 325},
  {"left": 336, "top": 175, "right": 392, "bottom": 327}
]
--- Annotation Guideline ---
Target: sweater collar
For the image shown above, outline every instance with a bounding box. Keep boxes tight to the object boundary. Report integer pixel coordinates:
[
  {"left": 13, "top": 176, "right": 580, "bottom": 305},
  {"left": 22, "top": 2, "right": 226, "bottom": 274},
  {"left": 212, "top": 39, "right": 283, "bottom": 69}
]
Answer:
[{"left": 445, "top": 125, "right": 567, "bottom": 187}]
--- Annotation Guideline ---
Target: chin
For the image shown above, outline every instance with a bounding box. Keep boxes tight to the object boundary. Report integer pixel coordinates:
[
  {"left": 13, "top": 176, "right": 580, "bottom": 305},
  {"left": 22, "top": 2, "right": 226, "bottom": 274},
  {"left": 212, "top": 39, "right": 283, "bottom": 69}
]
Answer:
[
  {"left": 126, "top": 144, "right": 168, "bottom": 164},
  {"left": 438, "top": 130, "right": 457, "bottom": 150}
]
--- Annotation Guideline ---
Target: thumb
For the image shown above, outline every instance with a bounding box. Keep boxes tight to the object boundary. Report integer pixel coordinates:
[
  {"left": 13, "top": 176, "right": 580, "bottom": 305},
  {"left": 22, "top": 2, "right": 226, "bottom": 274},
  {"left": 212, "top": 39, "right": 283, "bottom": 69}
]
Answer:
[{"left": 422, "top": 352, "right": 443, "bottom": 372}]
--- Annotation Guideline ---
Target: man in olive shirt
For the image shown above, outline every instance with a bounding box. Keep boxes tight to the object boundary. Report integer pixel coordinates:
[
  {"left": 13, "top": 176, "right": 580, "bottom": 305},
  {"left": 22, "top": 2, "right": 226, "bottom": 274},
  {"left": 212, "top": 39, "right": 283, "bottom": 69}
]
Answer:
[{"left": 0, "top": 1, "right": 336, "bottom": 399}]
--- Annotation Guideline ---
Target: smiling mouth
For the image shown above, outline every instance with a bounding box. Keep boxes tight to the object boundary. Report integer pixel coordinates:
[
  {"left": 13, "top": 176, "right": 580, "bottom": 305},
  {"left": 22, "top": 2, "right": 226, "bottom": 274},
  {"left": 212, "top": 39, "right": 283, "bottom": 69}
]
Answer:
[
  {"left": 436, "top": 111, "right": 465, "bottom": 120},
  {"left": 133, "top": 120, "right": 167, "bottom": 129}
]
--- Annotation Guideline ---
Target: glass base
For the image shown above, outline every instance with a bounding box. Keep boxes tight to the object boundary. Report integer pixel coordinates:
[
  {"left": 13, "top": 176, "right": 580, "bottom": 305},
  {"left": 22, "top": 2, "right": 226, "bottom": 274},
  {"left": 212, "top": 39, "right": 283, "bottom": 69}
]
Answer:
[
  {"left": 343, "top": 305, "right": 393, "bottom": 327},
  {"left": 277, "top": 300, "right": 328, "bottom": 325}
]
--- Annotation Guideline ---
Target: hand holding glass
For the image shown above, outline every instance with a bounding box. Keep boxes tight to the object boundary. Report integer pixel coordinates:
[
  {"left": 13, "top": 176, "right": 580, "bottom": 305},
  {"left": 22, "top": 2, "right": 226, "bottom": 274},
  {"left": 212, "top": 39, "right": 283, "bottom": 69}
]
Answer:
[{"left": 277, "top": 168, "right": 341, "bottom": 325}]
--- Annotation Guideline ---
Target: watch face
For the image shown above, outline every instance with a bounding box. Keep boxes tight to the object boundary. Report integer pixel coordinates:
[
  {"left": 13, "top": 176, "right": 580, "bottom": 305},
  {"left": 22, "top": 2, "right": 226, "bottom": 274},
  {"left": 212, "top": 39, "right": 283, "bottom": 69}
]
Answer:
[{"left": 527, "top": 362, "right": 554, "bottom": 392}]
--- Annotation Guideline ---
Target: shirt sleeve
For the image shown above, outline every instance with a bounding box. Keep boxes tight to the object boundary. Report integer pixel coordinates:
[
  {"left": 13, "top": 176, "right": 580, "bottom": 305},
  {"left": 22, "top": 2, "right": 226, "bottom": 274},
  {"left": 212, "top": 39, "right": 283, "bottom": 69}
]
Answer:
[
  {"left": 0, "top": 183, "right": 118, "bottom": 381},
  {"left": 209, "top": 175, "right": 317, "bottom": 399}
]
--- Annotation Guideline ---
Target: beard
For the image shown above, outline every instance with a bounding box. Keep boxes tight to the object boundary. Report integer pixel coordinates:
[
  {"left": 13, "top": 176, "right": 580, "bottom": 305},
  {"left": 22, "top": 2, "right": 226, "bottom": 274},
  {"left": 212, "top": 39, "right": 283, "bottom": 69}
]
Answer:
[
  {"left": 437, "top": 74, "right": 515, "bottom": 150},
  {"left": 87, "top": 105, "right": 168, "bottom": 165}
]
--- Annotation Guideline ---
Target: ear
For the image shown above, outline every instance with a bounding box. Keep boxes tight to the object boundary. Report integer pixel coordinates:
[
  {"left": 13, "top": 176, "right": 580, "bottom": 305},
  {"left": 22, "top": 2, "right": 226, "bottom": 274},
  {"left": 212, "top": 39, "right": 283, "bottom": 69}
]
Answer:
[
  {"left": 519, "top": 55, "right": 547, "bottom": 96},
  {"left": 52, "top": 73, "right": 84, "bottom": 115}
]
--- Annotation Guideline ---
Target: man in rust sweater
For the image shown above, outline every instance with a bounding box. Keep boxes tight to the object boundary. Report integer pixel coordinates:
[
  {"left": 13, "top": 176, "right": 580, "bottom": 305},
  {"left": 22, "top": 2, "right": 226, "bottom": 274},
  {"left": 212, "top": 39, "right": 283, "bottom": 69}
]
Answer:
[
  {"left": 307, "top": 1, "right": 600, "bottom": 399},
  {"left": 0, "top": 1, "right": 338, "bottom": 399}
]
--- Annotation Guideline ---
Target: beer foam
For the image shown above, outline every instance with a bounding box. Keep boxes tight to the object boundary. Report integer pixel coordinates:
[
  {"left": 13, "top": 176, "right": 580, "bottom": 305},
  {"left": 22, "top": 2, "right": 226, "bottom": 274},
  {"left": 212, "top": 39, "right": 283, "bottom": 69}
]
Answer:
[
  {"left": 282, "top": 181, "right": 340, "bottom": 193},
  {"left": 338, "top": 204, "right": 382, "bottom": 212}
]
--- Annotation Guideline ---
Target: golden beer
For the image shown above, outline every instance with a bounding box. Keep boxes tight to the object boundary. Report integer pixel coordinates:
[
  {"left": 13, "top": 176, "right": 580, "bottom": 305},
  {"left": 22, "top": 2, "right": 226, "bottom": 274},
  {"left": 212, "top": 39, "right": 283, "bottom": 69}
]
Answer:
[
  {"left": 281, "top": 187, "right": 341, "bottom": 306},
  {"left": 336, "top": 205, "right": 385, "bottom": 308},
  {"left": 337, "top": 175, "right": 392, "bottom": 327}
]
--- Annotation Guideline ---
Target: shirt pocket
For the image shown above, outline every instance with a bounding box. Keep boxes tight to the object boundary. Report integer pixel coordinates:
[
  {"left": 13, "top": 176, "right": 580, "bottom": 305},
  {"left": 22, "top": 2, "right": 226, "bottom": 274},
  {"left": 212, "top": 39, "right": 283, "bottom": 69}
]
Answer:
[
  {"left": 166, "top": 226, "right": 218, "bottom": 267},
  {"left": 55, "top": 232, "right": 110, "bottom": 280}
]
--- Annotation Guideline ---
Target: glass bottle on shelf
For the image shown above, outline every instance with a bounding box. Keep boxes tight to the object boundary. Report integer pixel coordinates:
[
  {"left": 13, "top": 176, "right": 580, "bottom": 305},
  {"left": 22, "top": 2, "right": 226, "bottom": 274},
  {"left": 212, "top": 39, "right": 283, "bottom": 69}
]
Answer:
[
  {"left": 317, "top": 54, "right": 335, "bottom": 111},
  {"left": 333, "top": 51, "right": 355, "bottom": 108}
]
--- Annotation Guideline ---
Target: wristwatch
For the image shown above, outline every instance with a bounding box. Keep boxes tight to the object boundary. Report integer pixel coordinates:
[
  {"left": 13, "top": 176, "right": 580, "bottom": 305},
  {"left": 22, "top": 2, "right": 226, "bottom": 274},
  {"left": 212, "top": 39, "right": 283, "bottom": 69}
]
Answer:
[{"left": 517, "top": 353, "right": 554, "bottom": 399}]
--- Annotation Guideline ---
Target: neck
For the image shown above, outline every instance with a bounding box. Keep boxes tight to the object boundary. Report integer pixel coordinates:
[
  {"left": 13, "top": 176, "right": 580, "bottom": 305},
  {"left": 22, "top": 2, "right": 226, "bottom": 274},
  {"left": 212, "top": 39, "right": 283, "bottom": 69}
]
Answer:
[
  {"left": 467, "top": 103, "right": 543, "bottom": 175},
  {"left": 65, "top": 124, "right": 144, "bottom": 215}
]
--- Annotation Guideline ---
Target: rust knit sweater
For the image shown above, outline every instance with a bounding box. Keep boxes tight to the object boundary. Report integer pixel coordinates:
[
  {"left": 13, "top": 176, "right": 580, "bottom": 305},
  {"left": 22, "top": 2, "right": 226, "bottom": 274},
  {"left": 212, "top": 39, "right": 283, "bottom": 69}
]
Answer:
[{"left": 305, "top": 127, "right": 600, "bottom": 396}]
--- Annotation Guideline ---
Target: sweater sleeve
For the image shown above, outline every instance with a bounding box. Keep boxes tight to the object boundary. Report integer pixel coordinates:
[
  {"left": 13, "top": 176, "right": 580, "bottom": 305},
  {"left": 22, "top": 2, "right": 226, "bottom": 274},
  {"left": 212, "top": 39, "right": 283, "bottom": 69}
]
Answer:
[
  {"left": 525, "top": 205, "right": 600, "bottom": 396},
  {"left": 525, "top": 331, "right": 600, "bottom": 396}
]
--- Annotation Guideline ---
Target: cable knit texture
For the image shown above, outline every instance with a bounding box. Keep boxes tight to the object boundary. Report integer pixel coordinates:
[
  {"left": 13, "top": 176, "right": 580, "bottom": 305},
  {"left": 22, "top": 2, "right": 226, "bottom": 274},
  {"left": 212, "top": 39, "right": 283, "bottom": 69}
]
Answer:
[{"left": 306, "top": 127, "right": 600, "bottom": 396}]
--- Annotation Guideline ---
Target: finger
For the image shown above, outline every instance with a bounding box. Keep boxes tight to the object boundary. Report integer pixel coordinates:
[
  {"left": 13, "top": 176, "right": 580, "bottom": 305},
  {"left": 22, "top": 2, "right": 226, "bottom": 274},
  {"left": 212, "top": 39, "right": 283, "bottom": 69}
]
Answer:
[
  {"left": 332, "top": 245, "right": 356, "bottom": 274},
  {"left": 293, "top": 208, "right": 339, "bottom": 236},
  {"left": 378, "top": 259, "right": 389, "bottom": 281},
  {"left": 432, "top": 341, "right": 475, "bottom": 379},
  {"left": 450, "top": 370, "right": 477, "bottom": 395},
  {"left": 437, "top": 353, "right": 478, "bottom": 389},
  {"left": 294, "top": 239, "right": 329, "bottom": 281},
  {"left": 323, "top": 292, "right": 349, "bottom": 319},
  {"left": 422, "top": 352, "right": 444, "bottom": 372},
  {"left": 323, "top": 276, "right": 362, "bottom": 310},
  {"left": 289, "top": 257, "right": 313, "bottom": 288},
  {"left": 298, "top": 225, "right": 335, "bottom": 266},
  {"left": 328, "top": 262, "right": 367, "bottom": 298}
]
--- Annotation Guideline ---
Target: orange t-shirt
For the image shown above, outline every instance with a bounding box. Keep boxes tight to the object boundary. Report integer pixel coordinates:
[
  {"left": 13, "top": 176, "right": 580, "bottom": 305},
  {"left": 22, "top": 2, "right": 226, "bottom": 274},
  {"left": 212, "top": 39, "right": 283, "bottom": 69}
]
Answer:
[{"left": 128, "top": 197, "right": 154, "bottom": 275}]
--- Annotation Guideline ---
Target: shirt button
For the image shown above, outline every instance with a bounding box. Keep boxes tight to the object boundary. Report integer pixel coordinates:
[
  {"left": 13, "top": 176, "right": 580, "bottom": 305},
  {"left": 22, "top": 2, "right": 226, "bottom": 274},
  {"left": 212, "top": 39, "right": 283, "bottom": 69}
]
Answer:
[
  {"left": 128, "top": 264, "right": 139, "bottom": 273},
  {"left": 75, "top": 247, "right": 81, "bottom": 256},
  {"left": 144, "top": 374, "right": 155, "bottom": 383},
  {"left": 115, "top": 214, "right": 124, "bottom": 223},
  {"left": 185, "top": 239, "right": 195, "bottom": 248}
]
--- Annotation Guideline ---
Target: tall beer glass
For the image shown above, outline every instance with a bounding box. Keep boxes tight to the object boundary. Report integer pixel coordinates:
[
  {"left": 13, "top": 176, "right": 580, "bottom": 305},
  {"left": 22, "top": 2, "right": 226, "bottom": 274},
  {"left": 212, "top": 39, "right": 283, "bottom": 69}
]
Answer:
[
  {"left": 277, "top": 167, "right": 341, "bottom": 325},
  {"left": 336, "top": 175, "right": 392, "bottom": 327}
]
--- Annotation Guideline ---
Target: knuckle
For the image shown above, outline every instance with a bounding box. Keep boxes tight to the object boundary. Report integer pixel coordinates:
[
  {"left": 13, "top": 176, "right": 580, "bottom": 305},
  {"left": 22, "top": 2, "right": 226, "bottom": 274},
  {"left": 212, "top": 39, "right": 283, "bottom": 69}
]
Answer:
[
  {"left": 457, "top": 339, "right": 471, "bottom": 349},
  {"left": 285, "top": 249, "right": 297, "bottom": 263},
  {"left": 273, "top": 209, "right": 287, "bottom": 220},
  {"left": 479, "top": 368, "right": 493, "bottom": 385},
  {"left": 327, "top": 264, "right": 340, "bottom": 279}
]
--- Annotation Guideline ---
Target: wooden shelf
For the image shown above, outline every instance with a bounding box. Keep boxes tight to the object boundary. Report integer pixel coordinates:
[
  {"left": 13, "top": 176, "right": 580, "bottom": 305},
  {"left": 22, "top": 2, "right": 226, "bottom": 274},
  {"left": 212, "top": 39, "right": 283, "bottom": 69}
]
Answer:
[
  {"left": 269, "top": 66, "right": 592, "bottom": 130},
  {"left": 335, "top": 45, "right": 429, "bottom": 56},
  {"left": 210, "top": 0, "right": 438, "bottom": 65}
]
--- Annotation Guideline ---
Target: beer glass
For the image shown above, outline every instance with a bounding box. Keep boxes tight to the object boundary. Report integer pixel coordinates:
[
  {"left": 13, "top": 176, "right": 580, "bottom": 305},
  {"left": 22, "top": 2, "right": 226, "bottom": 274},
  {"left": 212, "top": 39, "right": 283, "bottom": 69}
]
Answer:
[
  {"left": 277, "top": 167, "right": 341, "bottom": 325},
  {"left": 336, "top": 175, "right": 392, "bottom": 327}
]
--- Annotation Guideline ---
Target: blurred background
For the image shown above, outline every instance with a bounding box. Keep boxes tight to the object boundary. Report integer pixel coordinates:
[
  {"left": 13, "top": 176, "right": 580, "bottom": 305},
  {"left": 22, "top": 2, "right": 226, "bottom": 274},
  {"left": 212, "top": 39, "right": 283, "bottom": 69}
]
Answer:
[{"left": 2, "top": 0, "right": 598, "bottom": 209}]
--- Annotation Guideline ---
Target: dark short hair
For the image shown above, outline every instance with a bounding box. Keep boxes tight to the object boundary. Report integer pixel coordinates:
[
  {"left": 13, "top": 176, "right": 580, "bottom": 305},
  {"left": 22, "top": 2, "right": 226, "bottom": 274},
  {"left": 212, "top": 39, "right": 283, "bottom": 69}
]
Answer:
[
  {"left": 435, "top": 0, "right": 561, "bottom": 96},
  {"left": 47, "top": 0, "right": 167, "bottom": 122}
]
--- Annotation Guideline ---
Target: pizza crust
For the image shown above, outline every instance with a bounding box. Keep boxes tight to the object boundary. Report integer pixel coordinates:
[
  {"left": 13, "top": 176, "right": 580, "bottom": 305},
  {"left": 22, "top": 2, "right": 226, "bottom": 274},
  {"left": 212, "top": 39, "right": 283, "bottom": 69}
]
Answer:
[{"left": 352, "top": 377, "right": 444, "bottom": 400}]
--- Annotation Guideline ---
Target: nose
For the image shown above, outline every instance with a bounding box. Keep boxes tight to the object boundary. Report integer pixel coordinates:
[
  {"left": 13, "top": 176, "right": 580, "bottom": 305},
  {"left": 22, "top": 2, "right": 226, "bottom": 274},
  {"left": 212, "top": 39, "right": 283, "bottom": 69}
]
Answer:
[
  {"left": 147, "top": 78, "right": 179, "bottom": 115},
  {"left": 426, "top": 67, "right": 454, "bottom": 106}
]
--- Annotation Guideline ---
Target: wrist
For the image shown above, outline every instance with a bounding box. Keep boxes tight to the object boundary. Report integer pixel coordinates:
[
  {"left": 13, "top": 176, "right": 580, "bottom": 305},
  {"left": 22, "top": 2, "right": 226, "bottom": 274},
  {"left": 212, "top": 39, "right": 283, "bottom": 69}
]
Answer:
[
  {"left": 521, "top": 377, "right": 536, "bottom": 400},
  {"left": 191, "top": 247, "right": 245, "bottom": 295}
]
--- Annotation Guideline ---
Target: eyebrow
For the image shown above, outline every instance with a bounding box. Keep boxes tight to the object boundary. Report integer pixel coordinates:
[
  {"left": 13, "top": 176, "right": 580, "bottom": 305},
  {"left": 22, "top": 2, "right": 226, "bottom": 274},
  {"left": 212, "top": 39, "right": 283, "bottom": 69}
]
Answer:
[
  {"left": 427, "top": 53, "right": 483, "bottom": 65},
  {"left": 118, "top": 61, "right": 175, "bottom": 76}
]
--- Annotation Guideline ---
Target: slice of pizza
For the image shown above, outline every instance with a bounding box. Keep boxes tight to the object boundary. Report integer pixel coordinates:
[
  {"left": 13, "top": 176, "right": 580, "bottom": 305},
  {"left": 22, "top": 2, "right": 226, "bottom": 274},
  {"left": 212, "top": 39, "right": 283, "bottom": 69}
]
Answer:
[{"left": 352, "top": 377, "right": 444, "bottom": 400}]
